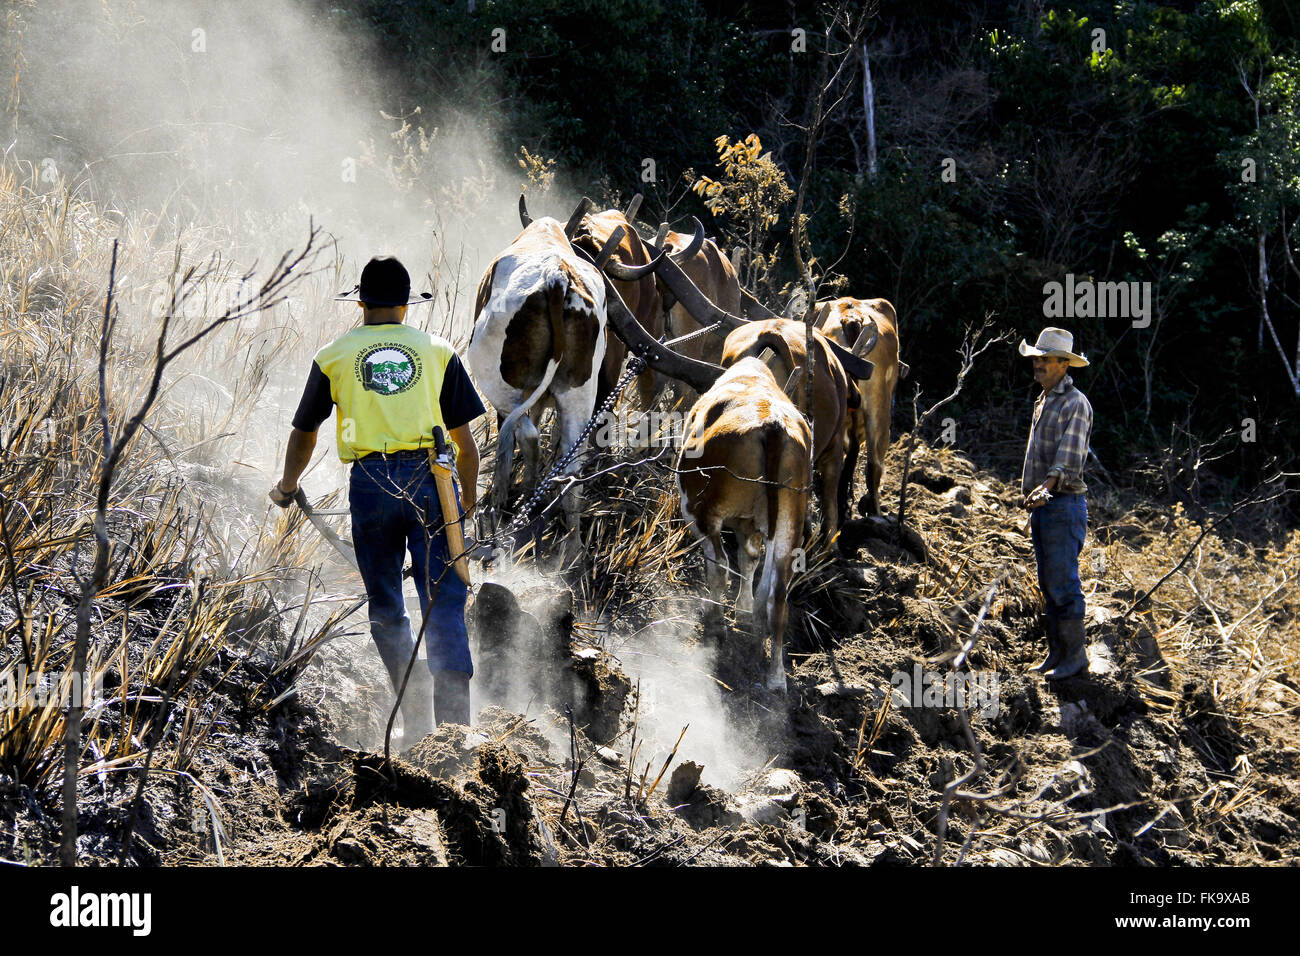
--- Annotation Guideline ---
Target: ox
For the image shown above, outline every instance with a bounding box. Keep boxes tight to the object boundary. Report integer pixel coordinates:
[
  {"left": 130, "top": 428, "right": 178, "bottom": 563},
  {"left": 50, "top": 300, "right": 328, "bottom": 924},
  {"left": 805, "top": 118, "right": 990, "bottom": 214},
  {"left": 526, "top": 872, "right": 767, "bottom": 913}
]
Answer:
[
  {"left": 565, "top": 196, "right": 703, "bottom": 408},
  {"left": 717, "top": 318, "right": 857, "bottom": 537},
  {"left": 813, "top": 297, "right": 905, "bottom": 517},
  {"left": 609, "top": 249, "right": 879, "bottom": 538},
  {"left": 592, "top": 265, "right": 811, "bottom": 692},
  {"left": 676, "top": 358, "right": 812, "bottom": 693},
  {"left": 466, "top": 202, "right": 625, "bottom": 553}
]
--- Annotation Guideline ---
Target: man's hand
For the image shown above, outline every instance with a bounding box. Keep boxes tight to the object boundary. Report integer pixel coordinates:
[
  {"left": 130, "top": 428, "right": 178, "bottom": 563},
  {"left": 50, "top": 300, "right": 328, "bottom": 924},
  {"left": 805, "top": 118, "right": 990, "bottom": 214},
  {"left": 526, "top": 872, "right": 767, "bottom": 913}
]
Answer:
[
  {"left": 1023, "top": 476, "right": 1058, "bottom": 510},
  {"left": 269, "top": 479, "right": 297, "bottom": 508}
]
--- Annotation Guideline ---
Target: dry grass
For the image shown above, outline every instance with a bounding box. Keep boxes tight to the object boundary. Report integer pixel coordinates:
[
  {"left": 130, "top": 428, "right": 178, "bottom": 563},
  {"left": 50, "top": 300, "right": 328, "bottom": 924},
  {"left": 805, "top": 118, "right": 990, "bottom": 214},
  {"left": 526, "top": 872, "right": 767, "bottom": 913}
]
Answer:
[{"left": 0, "top": 157, "right": 348, "bottom": 800}]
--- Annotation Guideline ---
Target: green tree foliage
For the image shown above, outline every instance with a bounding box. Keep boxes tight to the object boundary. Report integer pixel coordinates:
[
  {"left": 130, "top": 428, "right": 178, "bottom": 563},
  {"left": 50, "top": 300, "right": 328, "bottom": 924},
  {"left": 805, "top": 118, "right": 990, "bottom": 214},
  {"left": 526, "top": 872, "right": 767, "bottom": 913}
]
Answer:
[{"left": 317, "top": 0, "right": 1300, "bottom": 504}]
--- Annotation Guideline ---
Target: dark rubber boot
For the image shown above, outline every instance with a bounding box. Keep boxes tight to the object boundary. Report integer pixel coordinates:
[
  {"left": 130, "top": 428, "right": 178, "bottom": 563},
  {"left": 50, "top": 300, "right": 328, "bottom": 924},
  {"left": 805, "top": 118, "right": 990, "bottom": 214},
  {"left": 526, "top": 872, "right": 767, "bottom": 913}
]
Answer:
[
  {"left": 1033, "top": 617, "right": 1063, "bottom": 673},
  {"left": 401, "top": 667, "right": 435, "bottom": 744},
  {"left": 434, "top": 670, "right": 472, "bottom": 726},
  {"left": 1045, "top": 618, "right": 1089, "bottom": 680}
]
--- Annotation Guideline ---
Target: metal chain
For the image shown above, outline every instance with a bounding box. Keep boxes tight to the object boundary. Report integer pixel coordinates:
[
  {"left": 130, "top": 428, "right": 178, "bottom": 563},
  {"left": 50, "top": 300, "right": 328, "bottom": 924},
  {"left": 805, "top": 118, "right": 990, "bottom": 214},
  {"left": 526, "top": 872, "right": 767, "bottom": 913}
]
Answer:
[
  {"left": 486, "top": 353, "right": 648, "bottom": 551},
  {"left": 662, "top": 320, "right": 722, "bottom": 348}
]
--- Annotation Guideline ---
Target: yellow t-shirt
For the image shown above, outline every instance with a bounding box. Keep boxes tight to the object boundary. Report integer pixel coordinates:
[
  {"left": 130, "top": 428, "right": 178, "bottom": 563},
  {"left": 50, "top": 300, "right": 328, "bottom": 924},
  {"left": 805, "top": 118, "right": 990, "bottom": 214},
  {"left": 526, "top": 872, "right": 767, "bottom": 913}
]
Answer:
[{"left": 292, "top": 323, "right": 485, "bottom": 462}]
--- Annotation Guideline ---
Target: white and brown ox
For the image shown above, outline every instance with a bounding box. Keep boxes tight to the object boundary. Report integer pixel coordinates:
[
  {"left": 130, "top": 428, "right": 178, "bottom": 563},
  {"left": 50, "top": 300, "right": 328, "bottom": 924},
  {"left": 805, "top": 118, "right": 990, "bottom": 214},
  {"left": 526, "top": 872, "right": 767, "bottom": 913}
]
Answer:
[
  {"left": 467, "top": 200, "right": 629, "bottom": 547},
  {"left": 813, "top": 297, "right": 905, "bottom": 517}
]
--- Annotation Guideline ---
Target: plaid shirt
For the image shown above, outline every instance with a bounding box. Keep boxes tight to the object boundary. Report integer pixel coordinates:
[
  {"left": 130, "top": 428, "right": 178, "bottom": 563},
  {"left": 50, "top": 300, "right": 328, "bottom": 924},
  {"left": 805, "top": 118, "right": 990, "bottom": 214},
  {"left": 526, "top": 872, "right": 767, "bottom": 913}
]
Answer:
[{"left": 1022, "top": 374, "right": 1092, "bottom": 495}]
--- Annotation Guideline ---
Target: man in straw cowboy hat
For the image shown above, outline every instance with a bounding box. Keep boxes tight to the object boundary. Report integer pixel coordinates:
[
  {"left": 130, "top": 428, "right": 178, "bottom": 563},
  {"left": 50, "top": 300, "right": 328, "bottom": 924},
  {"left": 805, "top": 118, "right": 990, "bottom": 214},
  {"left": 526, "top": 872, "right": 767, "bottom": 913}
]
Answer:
[
  {"left": 270, "top": 256, "right": 487, "bottom": 739},
  {"left": 1020, "top": 326, "right": 1093, "bottom": 680}
]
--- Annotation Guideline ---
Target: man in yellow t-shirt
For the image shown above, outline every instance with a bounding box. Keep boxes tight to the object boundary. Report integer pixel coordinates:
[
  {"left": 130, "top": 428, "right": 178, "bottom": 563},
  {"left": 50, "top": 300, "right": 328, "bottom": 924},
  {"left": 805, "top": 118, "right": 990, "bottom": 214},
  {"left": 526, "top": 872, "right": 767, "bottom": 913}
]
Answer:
[{"left": 270, "top": 257, "right": 487, "bottom": 739}]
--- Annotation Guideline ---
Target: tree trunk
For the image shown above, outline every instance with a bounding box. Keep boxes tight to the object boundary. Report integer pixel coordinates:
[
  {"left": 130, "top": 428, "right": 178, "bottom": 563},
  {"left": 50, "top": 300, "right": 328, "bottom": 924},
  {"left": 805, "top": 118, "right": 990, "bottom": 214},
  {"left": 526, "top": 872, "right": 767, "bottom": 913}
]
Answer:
[{"left": 862, "top": 44, "right": 877, "bottom": 180}]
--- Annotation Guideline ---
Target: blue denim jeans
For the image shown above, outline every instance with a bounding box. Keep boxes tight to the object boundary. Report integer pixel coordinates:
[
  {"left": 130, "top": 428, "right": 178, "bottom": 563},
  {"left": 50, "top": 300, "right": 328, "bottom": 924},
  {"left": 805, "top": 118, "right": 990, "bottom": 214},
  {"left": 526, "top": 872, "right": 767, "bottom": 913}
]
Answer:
[
  {"left": 1029, "top": 492, "right": 1087, "bottom": 620},
  {"left": 349, "top": 454, "right": 473, "bottom": 678}
]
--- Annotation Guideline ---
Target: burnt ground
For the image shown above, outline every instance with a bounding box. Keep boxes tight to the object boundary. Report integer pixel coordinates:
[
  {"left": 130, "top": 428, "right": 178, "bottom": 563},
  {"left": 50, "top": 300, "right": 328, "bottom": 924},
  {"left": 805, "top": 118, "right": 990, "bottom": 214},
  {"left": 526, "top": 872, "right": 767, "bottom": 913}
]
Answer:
[{"left": 2, "top": 436, "right": 1298, "bottom": 867}]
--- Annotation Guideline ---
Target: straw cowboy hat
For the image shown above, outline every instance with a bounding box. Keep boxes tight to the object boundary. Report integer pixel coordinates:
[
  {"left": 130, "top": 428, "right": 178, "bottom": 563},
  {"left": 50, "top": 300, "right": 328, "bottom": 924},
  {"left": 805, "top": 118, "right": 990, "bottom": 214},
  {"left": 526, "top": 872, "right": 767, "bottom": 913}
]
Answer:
[
  {"left": 335, "top": 256, "right": 434, "bottom": 306},
  {"left": 1018, "top": 327, "right": 1089, "bottom": 367}
]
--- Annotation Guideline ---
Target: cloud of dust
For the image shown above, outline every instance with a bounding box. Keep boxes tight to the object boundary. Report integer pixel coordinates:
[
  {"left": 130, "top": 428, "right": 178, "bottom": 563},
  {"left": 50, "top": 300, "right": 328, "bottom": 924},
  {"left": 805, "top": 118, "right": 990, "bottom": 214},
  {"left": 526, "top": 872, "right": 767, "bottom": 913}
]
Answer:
[
  {"left": 7, "top": 2, "right": 763, "bottom": 783},
  {"left": 607, "top": 608, "right": 781, "bottom": 793},
  {"left": 7, "top": 0, "right": 546, "bottom": 301},
  {"left": 4, "top": 0, "right": 582, "bottom": 541},
  {"left": 472, "top": 552, "right": 781, "bottom": 792}
]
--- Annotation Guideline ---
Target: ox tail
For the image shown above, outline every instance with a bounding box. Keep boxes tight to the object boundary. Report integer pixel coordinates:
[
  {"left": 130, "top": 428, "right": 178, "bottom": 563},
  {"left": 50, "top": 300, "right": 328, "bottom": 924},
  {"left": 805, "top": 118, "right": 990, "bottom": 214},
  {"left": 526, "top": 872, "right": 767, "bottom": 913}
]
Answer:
[
  {"left": 762, "top": 420, "right": 783, "bottom": 540},
  {"left": 499, "top": 275, "right": 567, "bottom": 438}
]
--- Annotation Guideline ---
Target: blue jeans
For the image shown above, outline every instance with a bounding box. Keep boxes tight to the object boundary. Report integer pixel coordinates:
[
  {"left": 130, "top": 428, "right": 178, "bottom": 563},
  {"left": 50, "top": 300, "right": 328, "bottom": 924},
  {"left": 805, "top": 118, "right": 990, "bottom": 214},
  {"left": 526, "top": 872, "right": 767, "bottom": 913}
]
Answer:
[
  {"left": 1029, "top": 492, "right": 1087, "bottom": 620},
  {"left": 349, "top": 454, "right": 473, "bottom": 678}
]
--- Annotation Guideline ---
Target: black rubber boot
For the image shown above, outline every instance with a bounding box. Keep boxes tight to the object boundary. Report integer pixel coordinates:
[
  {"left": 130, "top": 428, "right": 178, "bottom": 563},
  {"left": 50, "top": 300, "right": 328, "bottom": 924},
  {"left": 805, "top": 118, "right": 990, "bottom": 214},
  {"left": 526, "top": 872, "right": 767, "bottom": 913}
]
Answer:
[
  {"left": 1033, "top": 617, "right": 1063, "bottom": 673},
  {"left": 1045, "top": 618, "right": 1089, "bottom": 680},
  {"left": 400, "top": 667, "right": 435, "bottom": 744},
  {"left": 434, "top": 670, "right": 472, "bottom": 726}
]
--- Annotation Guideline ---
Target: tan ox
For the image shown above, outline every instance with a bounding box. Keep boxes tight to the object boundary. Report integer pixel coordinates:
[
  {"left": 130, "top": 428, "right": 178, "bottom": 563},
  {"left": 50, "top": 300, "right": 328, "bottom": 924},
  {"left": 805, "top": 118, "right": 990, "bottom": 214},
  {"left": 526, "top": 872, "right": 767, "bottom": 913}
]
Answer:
[
  {"left": 814, "top": 297, "right": 904, "bottom": 517},
  {"left": 570, "top": 200, "right": 661, "bottom": 408},
  {"left": 676, "top": 357, "right": 811, "bottom": 693},
  {"left": 718, "top": 318, "right": 857, "bottom": 536},
  {"left": 569, "top": 201, "right": 704, "bottom": 406}
]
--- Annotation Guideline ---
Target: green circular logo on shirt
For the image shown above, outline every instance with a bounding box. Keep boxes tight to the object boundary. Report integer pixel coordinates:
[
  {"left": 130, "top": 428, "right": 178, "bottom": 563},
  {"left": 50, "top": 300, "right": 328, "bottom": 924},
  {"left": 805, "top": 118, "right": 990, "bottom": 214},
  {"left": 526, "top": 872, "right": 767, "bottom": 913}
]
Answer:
[{"left": 356, "top": 343, "right": 422, "bottom": 395}]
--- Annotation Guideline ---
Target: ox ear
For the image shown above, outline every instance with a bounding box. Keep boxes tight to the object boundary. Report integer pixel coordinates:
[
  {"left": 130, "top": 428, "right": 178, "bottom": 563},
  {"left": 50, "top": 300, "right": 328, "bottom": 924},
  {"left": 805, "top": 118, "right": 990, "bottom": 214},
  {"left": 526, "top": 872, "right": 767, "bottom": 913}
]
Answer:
[
  {"left": 897, "top": 360, "right": 911, "bottom": 380},
  {"left": 782, "top": 367, "right": 804, "bottom": 399}
]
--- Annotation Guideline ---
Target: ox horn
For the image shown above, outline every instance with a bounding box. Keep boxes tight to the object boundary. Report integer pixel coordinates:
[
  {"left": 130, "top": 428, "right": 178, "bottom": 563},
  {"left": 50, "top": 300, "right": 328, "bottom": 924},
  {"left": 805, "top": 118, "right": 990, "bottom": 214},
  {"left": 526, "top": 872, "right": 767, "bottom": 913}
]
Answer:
[
  {"left": 811, "top": 301, "right": 832, "bottom": 329},
  {"left": 601, "top": 245, "right": 668, "bottom": 281},
  {"left": 832, "top": 321, "right": 877, "bottom": 382},
  {"left": 825, "top": 337, "right": 875, "bottom": 381},
  {"left": 852, "top": 320, "right": 880, "bottom": 359},
  {"left": 588, "top": 221, "right": 669, "bottom": 282},
  {"left": 518, "top": 193, "right": 533, "bottom": 228},
  {"left": 782, "top": 367, "right": 804, "bottom": 400},
  {"left": 564, "top": 197, "right": 594, "bottom": 238},
  {"left": 667, "top": 216, "right": 705, "bottom": 262},
  {"left": 598, "top": 273, "right": 723, "bottom": 396},
  {"left": 624, "top": 193, "right": 643, "bottom": 224},
  {"left": 648, "top": 253, "right": 748, "bottom": 333}
]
